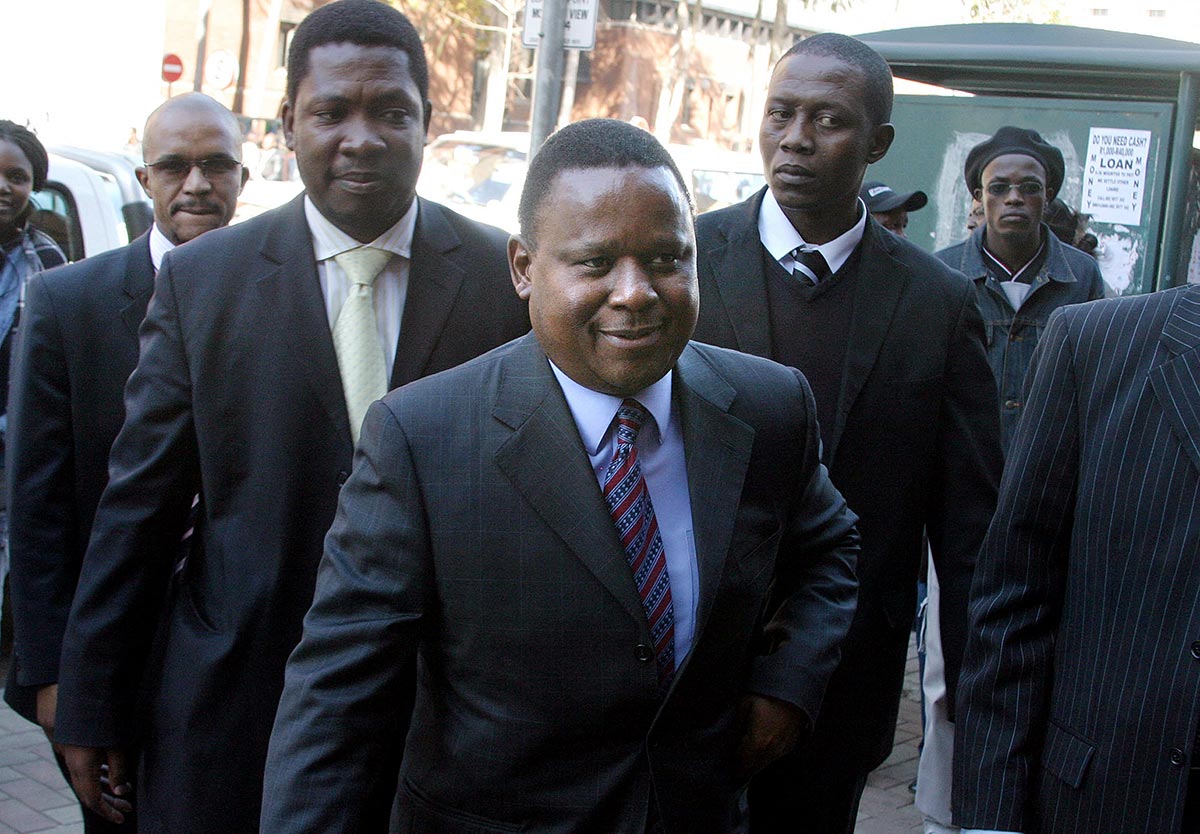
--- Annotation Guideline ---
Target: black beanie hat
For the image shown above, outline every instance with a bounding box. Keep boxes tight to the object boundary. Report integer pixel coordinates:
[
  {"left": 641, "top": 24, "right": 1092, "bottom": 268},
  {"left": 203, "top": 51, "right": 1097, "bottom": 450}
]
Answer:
[{"left": 964, "top": 126, "right": 1065, "bottom": 197}]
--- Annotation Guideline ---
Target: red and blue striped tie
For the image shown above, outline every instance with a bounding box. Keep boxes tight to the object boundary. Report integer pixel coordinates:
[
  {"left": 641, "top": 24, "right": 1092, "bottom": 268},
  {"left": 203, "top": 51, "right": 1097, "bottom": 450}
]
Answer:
[{"left": 602, "top": 399, "right": 675, "bottom": 692}]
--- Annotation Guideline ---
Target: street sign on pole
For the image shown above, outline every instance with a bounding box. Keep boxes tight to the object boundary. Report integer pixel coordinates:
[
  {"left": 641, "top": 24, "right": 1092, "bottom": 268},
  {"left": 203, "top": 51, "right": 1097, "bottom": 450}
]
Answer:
[
  {"left": 527, "top": 0, "right": 567, "bottom": 161},
  {"left": 161, "top": 54, "right": 184, "bottom": 83},
  {"left": 522, "top": 0, "right": 599, "bottom": 50}
]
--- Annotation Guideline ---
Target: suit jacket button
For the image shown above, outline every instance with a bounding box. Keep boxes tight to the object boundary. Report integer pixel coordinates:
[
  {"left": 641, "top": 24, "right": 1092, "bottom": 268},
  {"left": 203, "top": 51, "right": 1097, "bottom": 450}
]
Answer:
[
  {"left": 1170, "top": 748, "right": 1187, "bottom": 766},
  {"left": 1003, "top": 399, "right": 1021, "bottom": 409},
  {"left": 1190, "top": 641, "right": 1200, "bottom": 659},
  {"left": 635, "top": 644, "right": 652, "bottom": 662},
  {"left": 337, "top": 470, "right": 349, "bottom": 486}
]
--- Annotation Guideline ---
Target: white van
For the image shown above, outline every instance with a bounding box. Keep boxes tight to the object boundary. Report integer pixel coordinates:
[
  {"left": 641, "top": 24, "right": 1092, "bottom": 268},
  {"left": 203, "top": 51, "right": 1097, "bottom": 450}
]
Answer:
[
  {"left": 417, "top": 130, "right": 765, "bottom": 234},
  {"left": 30, "top": 154, "right": 132, "bottom": 262}
]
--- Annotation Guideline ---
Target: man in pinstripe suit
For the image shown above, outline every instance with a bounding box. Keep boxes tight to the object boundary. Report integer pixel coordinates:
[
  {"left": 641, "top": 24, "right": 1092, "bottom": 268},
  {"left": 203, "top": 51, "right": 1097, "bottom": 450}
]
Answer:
[{"left": 954, "top": 284, "right": 1200, "bottom": 834}]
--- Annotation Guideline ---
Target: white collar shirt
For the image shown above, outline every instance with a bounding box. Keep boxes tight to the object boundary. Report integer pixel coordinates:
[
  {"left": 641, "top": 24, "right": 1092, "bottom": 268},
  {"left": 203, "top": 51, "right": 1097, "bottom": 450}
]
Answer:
[
  {"left": 149, "top": 223, "right": 177, "bottom": 273},
  {"left": 304, "top": 195, "right": 417, "bottom": 377},
  {"left": 757, "top": 188, "right": 866, "bottom": 282},
  {"left": 982, "top": 238, "right": 1046, "bottom": 312}
]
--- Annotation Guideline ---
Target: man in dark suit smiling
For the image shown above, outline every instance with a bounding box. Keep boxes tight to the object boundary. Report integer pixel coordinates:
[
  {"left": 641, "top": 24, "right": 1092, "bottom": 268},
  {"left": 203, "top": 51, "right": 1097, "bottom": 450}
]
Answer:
[
  {"left": 260, "top": 117, "right": 860, "bottom": 834},
  {"left": 51, "top": 2, "right": 528, "bottom": 832},
  {"left": 692, "top": 32, "right": 1002, "bottom": 834}
]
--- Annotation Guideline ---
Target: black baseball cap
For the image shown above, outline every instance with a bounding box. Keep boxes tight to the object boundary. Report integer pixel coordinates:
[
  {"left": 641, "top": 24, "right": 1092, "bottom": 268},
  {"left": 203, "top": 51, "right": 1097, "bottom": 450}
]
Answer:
[{"left": 860, "top": 181, "right": 928, "bottom": 213}]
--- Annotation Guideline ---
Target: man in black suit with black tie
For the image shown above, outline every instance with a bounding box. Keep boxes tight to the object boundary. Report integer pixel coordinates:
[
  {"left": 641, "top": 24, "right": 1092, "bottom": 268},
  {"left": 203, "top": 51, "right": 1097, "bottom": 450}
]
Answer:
[
  {"left": 692, "top": 32, "right": 1003, "bottom": 834},
  {"left": 50, "top": 3, "right": 528, "bottom": 832},
  {"left": 955, "top": 285, "right": 1200, "bottom": 834},
  {"left": 5, "top": 91, "right": 247, "bottom": 833}
]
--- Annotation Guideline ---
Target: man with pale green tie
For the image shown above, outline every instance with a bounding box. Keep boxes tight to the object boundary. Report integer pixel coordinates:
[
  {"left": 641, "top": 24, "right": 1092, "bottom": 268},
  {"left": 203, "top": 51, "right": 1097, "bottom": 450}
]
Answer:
[{"left": 51, "top": 3, "right": 528, "bottom": 833}]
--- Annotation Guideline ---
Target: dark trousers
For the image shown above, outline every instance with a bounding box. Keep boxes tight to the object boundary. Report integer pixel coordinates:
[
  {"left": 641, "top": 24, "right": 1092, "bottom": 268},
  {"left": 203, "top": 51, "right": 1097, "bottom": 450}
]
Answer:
[
  {"left": 1183, "top": 767, "right": 1200, "bottom": 833},
  {"left": 748, "top": 751, "right": 867, "bottom": 834}
]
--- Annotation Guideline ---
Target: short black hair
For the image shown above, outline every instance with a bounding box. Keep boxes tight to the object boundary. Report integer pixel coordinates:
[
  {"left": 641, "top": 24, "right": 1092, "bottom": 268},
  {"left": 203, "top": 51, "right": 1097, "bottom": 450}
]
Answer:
[
  {"left": 286, "top": 0, "right": 429, "bottom": 107},
  {"left": 782, "top": 33, "right": 894, "bottom": 127},
  {"left": 518, "top": 118, "right": 692, "bottom": 243},
  {"left": 0, "top": 120, "right": 50, "bottom": 192}
]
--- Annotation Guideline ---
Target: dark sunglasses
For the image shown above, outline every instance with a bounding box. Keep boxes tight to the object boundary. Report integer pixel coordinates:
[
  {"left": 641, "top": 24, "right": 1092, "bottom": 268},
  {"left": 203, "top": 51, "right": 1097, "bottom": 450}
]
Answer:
[
  {"left": 144, "top": 156, "right": 243, "bottom": 179},
  {"left": 982, "top": 181, "right": 1045, "bottom": 198}
]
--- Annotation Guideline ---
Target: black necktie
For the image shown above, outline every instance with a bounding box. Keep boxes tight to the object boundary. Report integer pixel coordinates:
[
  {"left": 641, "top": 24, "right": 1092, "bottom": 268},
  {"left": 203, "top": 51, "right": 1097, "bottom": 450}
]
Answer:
[{"left": 791, "top": 247, "right": 831, "bottom": 286}]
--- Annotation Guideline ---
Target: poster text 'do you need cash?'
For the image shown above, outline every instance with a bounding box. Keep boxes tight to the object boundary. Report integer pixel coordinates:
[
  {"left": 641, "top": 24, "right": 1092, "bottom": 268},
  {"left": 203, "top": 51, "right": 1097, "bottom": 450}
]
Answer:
[{"left": 1081, "top": 127, "right": 1152, "bottom": 227}]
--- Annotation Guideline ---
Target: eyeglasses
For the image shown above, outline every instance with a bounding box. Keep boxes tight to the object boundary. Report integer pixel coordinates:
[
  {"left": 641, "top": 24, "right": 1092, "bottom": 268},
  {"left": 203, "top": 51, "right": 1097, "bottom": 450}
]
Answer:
[
  {"left": 982, "top": 181, "right": 1045, "bottom": 198},
  {"left": 143, "top": 156, "right": 243, "bottom": 179}
]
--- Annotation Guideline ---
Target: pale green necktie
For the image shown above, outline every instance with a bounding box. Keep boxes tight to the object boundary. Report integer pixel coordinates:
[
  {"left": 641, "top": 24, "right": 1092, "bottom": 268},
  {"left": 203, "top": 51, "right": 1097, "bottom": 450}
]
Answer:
[{"left": 332, "top": 246, "right": 391, "bottom": 444}]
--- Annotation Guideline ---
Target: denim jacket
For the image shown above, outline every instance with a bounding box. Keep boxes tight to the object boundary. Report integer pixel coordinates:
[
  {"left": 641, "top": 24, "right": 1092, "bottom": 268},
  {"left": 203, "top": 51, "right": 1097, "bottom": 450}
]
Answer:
[
  {"left": 936, "top": 225, "right": 1105, "bottom": 452},
  {"left": 0, "top": 224, "right": 66, "bottom": 460}
]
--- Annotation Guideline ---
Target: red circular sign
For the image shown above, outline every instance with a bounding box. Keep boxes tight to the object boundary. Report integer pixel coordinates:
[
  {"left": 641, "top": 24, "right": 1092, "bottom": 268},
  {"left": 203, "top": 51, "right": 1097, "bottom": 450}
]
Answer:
[{"left": 161, "top": 54, "right": 184, "bottom": 83}]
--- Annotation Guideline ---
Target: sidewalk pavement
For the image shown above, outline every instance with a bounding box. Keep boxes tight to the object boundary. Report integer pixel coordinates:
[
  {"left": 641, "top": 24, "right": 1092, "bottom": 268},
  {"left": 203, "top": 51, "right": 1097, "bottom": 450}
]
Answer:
[
  {"left": 0, "top": 688, "right": 82, "bottom": 834},
  {"left": 855, "top": 634, "right": 927, "bottom": 833},
  {"left": 0, "top": 637, "right": 927, "bottom": 834}
]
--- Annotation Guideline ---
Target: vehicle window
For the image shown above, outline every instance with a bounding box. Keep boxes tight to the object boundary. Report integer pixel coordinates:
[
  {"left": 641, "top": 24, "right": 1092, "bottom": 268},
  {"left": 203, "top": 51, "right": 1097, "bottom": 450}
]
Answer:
[
  {"left": 95, "top": 171, "right": 131, "bottom": 248},
  {"left": 29, "top": 185, "right": 85, "bottom": 262},
  {"left": 425, "top": 141, "right": 527, "bottom": 207},
  {"left": 691, "top": 169, "right": 765, "bottom": 214}
]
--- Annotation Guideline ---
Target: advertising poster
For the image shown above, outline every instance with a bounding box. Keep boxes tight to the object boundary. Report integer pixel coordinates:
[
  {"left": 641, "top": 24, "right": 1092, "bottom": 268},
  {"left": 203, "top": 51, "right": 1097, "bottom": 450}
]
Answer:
[{"left": 1081, "top": 127, "right": 1152, "bottom": 226}]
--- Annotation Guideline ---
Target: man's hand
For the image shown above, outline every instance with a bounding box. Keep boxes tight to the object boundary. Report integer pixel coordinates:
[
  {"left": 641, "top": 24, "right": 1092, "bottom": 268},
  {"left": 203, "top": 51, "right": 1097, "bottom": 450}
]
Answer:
[
  {"left": 61, "top": 744, "right": 134, "bottom": 824},
  {"left": 735, "top": 694, "right": 809, "bottom": 783},
  {"left": 34, "top": 684, "right": 60, "bottom": 750}
]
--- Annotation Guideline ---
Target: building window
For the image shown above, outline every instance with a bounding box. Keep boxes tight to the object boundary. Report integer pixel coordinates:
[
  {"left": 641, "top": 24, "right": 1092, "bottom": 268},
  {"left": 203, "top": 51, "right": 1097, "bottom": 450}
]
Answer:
[
  {"left": 278, "top": 21, "right": 298, "bottom": 69},
  {"left": 1147, "top": 9, "right": 1166, "bottom": 17},
  {"left": 1090, "top": 7, "right": 1108, "bottom": 15},
  {"left": 607, "top": 0, "right": 634, "bottom": 19}
]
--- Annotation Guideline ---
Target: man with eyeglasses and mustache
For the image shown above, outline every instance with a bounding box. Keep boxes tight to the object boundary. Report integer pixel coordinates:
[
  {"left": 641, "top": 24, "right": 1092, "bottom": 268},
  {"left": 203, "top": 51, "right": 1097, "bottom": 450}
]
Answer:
[
  {"left": 4, "top": 91, "right": 246, "bottom": 834},
  {"left": 936, "top": 125, "right": 1106, "bottom": 453}
]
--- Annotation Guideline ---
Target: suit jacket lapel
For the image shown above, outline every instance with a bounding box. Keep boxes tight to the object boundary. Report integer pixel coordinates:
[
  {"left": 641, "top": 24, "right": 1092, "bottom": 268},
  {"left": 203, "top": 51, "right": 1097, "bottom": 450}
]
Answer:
[
  {"left": 703, "top": 189, "right": 773, "bottom": 357},
  {"left": 256, "top": 195, "right": 352, "bottom": 443},
  {"left": 828, "top": 220, "right": 908, "bottom": 461},
  {"left": 391, "top": 198, "right": 467, "bottom": 388},
  {"left": 674, "top": 346, "right": 754, "bottom": 651},
  {"left": 1150, "top": 288, "right": 1200, "bottom": 474},
  {"left": 120, "top": 232, "right": 155, "bottom": 338},
  {"left": 493, "top": 335, "right": 647, "bottom": 625}
]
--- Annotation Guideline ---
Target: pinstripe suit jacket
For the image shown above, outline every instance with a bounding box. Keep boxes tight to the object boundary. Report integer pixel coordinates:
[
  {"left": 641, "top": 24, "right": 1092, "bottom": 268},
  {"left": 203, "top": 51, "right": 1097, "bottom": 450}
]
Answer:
[
  {"left": 954, "top": 285, "right": 1200, "bottom": 834},
  {"left": 260, "top": 334, "right": 860, "bottom": 834}
]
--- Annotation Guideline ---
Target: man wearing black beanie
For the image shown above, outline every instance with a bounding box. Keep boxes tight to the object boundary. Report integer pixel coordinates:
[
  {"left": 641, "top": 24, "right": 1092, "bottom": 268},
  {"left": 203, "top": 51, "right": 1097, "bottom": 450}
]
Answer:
[{"left": 936, "top": 125, "right": 1106, "bottom": 452}]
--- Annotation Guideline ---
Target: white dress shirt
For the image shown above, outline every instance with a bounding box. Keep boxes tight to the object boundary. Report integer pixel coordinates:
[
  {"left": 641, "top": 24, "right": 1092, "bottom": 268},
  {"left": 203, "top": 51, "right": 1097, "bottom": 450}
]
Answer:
[
  {"left": 982, "top": 238, "right": 1045, "bottom": 313},
  {"left": 549, "top": 363, "right": 699, "bottom": 662},
  {"left": 304, "top": 196, "right": 416, "bottom": 378},
  {"left": 757, "top": 188, "right": 866, "bottom": 281},
  {"left": 148, "top": 223, "right": 177, "bottom": 272}
]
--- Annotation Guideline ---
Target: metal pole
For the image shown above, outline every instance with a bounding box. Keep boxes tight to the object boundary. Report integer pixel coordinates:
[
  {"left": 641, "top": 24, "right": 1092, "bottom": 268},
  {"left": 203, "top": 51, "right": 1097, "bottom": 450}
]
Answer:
[
  {"left": 557, "top": 48, "right": 580, "bottom": 129},
  {"left": 529, "top": 0, "right": 567, "bottom": 160},
  {"left": 1156, "top": 70, "right": 1198, "bottom": 290},
  {"left": 193, "top": 0, "right": 212, "bottom": 92}
]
